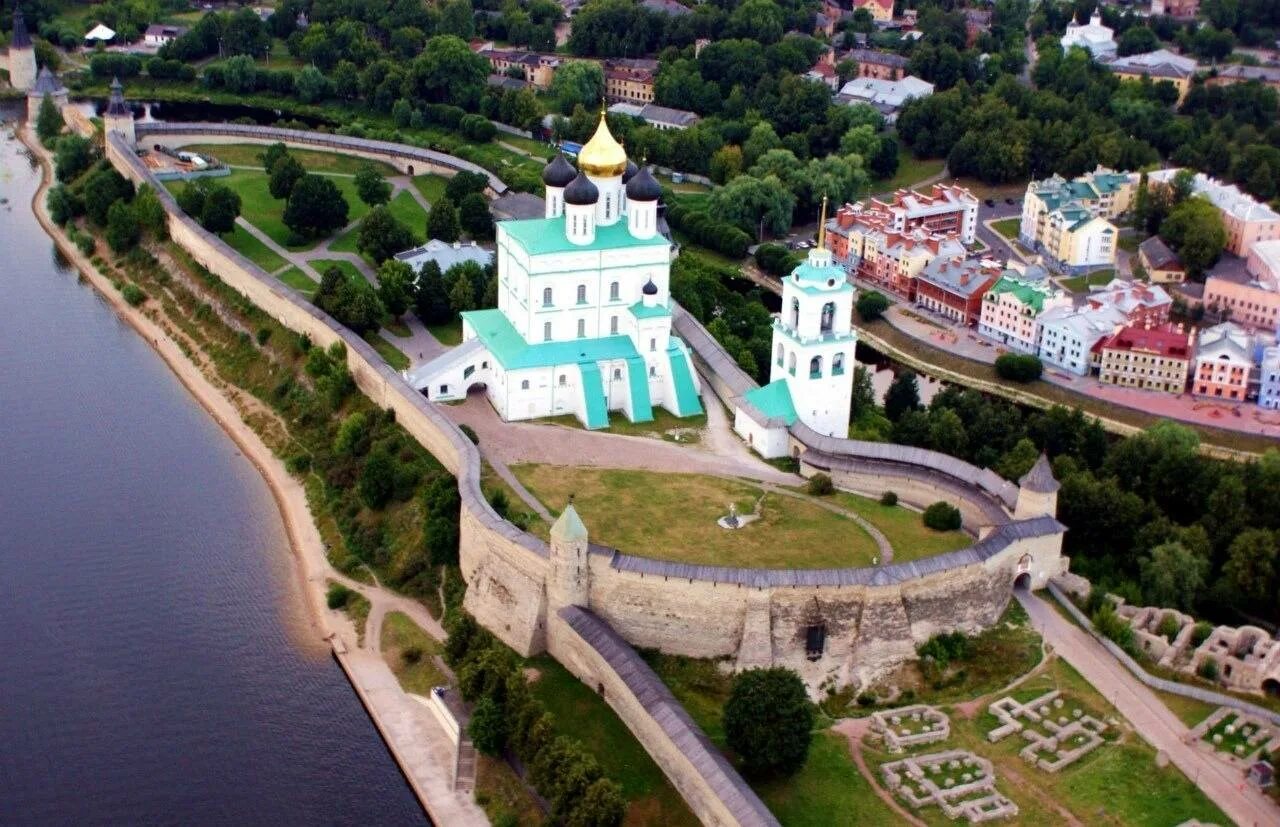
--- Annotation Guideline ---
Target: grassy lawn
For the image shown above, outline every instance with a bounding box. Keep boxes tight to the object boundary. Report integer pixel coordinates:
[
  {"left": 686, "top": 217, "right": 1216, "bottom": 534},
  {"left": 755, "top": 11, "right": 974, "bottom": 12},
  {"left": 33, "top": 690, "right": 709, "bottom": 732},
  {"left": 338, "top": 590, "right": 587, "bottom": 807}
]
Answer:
[
  {"left": 527, "top": 656, "right": 699, "bottom": 827},
  {"left": 379, "top": 611, "right": 447, "bottom": 695},
  {"left": 758, "top": 733, "right": 903, "bottom": 827},
  {"left": 500, "top": 134, "right": 556, "bottom": 159},
  {"left": 427, "top": 317, "right": 464, "bottom": 346},
  {"left": 222, "top": 222, "right": 287, "bottom": 272},
  {"left": 412, "top": 174, "right": 449, "bottom": 205},
  {"left": 177, "top": 143, "right": 397, "bottom": 176},
  {"left": 167, "top": 169, "right": 372, "bottom": 251},
  {"left": 310, "top": 258, "right": 366, "bottom": 282},
  {"left": 874, "top": 142, "right": 947, "bottom": 195},
  {"left": 366, "top": 332, "right": 411, "bottom": 370},
  {"left": 1153, "top": 690, "right": 1218, "bottom": 728},
  {"left": 990, "top": 217, "right": 1021, "bottom": 241},
  {"left": 539, "top": 408, "right": 706, "bottom": 444},
  {"left": 331, "top": 189, "right": 429, "bottom": 254},
  {"left": 1060, "top": 270, "right": 1116, "bottom": 293},
  {"left": 475, "top": 754, "right": 543, "bottom": 827},
  {"left": 333, "top": 585, "right": 370, "bottom": 645},
  {"left": 384, "top": 317, "right": 413, "bottom": 338},
  {"left": 827, "top": 492, "right": 971, "bottom": 562},
  {"left": 1118, "top": 235, "right": 1139, "bottom": 253},
  {"left": 512, "top": 465, "right": 881, "bottom": 569},
  {"left": 276, "top": 265, "right": 318, "bottom": 297}
]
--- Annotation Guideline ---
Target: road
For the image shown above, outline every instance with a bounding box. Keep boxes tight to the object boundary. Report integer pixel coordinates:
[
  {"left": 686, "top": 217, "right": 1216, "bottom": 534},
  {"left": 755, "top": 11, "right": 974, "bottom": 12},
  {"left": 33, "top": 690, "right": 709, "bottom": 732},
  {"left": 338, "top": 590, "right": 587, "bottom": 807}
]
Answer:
[{"left": 1018, "top": 590, "right": 1280, "bottom": 827}]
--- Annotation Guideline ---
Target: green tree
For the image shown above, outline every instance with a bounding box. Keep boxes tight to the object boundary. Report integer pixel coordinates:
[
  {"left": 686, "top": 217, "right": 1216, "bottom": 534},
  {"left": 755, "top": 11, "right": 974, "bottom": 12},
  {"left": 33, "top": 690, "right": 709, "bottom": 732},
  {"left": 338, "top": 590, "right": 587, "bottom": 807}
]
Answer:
[
  {"left": 742, "top": 122, "right": 781, "bottom": 167},
  {"left": 377, "top": 259, "right": 415, "bottom": 320},
  {"left": 569, "top": 779, "right": 626, "bottom": 827},
  {"left": 884, "top": 370, "right": 920, "bottom": 421},
  {"left": 445, "top": 171, "right": 490, "bottom": 203},
  {"left": 850, "top": 364, "right": 876, "bottom": 421},
  {"left": 105, "top": 200, "right": 141, "bottom": 252},
  {"left": 294, "top": 64, "right": 332, "bottom": 103},
  {"left": 427, "top": 197, "right": 462, "bottom": 243},
  {"left": 411, "top": 35, "right": 489, "bottom": 110},
  {"left": 354, "top": 163, "right": 393, "bottom": 206},
  {"left": 315, "top": 265, "right": 385, "bottom": 334},
  {"left": 35, "top": 95, "right": 64, "bottom": 145},
  {"left": 54, "top": 135, "right": 96, "bottom": 183},
  {"left": 358, "top": 446, "right": 396, "bottom": 508},
  {"left": 268, "top": 155, "right": 306, "bottom": 200},
  {"left": 996, "top": 438, "right": 1040, "bottom": 482},
  {"left": 414, "top": 260, "right": 453, "bottom": 324},
  {"left": 1139, "top": 541, "right": 1209, "bottom": 611},
  {"left": 995, "top": 353, "right": 1043, "bottom": 382},
  {"left": 200, "top": 183, "right": 242, "bottom": 234},
  {"left": 1222, "top": 528, "right": 1277, "bottom": 606},
  {"left": 550, "top": 60, "right": 605, "bottom": 115},
  {"left": 709, "top": 145, "right": 744, "bottom": 185},
  {"left": 856, "top": 290, "right": 890, "bottom": 321},
  {"left": 284, "top": 174, "right": 350, "bottom": 238},
  {"left": 707, "top": 174, "right": 794, "bottom": 239},
  {"left": 723, "top": 668, "right": 813, "bottom": 777},
  {"left": 448, "top": 273, "right": 477, "bottom": 314},
  {"left": 458, "top": 192, "right": 494, "bottom": 240},
  {"left": 923, "top": 501, "right": 962, "bottom": 531},
  {"left": 260, "top": 141, "right": 290, "bottom": 174},
  {"left": 132, "top": 185, "right": 168, "bottom": 238},
  {"left": 357, "top": 206, "right": 416, "bottom": 264},
  {"left": 84, "top": 168, "right": 134, "bottom": 226},
  {"left": 46, "top": 185, "right": 82, "bottom": 225},
  {"left": 1160, "top": 196, "right": 1227, "bottom": 278},
  {"left": 467, "top": 696, "right": 508, "bottom": 755}
]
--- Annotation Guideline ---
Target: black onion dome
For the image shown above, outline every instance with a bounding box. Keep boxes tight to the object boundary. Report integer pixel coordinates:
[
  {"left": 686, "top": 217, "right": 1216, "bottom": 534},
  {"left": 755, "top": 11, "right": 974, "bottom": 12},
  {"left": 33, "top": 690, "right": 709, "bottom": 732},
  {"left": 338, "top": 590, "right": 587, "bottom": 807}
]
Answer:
[
  {"left": 541, "top": 152, "right": 576, "bottom": 188},
  {"left": 563, "top": 171, "right": 599, "bottom": 206},
  {"left": 625, "top": 165, "right": 661, "bottom": 201},
  {"left": 642, "top": 278, "right": 658, "bottom": 295},
  {"left": 622, "top": 159, "right": 639, "bottom": 183}
]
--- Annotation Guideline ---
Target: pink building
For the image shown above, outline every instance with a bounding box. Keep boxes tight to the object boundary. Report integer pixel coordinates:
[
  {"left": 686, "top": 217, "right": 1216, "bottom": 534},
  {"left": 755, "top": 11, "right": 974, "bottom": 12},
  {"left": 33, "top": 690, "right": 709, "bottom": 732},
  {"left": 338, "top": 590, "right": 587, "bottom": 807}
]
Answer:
[
  {"left": 1202, "top": 242, "right": 1280, "bottom": 331},
  {"left": 1192, "top": 323, "right": 1255, "bottom": 401},
  {"left": 1149, "top": 170, "right": 1280, "bottom": 257}
]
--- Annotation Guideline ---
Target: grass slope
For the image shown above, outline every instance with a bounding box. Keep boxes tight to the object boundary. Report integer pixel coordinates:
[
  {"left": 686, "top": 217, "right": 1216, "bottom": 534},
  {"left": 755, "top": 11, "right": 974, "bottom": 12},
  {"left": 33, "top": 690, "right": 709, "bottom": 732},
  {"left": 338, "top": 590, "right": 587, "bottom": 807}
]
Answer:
[
  {"left": 330, "top": 189, "right": 428, "bottom": 254},
  {"left": 178, "top": 143, "right": 398, "bottom": 175},
  {"left": 828, "top": 491, "right": 971, "bottom": 561},
  {"left": 380, "top": 611, "right": 447, "bottom": 695},
  {"left": 221, "top": 222, "right": 286, "bottom": 272},
  {"left": 275, "top": 265, "right": 318, "bottom": 297}
]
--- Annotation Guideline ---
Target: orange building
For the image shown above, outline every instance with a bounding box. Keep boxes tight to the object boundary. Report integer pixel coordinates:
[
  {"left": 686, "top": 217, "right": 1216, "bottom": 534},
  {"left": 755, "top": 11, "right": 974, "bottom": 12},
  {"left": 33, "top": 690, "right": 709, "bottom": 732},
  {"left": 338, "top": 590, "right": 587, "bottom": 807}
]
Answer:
[
  {"left": 1192, "top": 322, "right": 1256, "bottom": 401},
  {"left": 1097, "top": 324, "right": 1193, "bottom": 395}
]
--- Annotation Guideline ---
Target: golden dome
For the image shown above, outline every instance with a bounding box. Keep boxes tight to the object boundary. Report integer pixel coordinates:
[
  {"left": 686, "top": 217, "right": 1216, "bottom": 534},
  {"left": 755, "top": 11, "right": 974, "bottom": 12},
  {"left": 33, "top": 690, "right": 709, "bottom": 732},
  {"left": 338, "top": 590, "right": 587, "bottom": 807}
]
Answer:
[{"left": 578, "top": 111, "right": 628, "bottom": 178}]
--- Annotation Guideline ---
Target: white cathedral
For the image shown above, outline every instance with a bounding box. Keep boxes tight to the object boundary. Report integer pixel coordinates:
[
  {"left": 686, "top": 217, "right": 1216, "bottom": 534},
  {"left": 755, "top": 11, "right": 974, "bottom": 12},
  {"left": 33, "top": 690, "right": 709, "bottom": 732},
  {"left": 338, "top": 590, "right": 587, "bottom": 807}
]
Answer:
[{"left": 411, "top": 112, "right": 703, "bottom": 428}]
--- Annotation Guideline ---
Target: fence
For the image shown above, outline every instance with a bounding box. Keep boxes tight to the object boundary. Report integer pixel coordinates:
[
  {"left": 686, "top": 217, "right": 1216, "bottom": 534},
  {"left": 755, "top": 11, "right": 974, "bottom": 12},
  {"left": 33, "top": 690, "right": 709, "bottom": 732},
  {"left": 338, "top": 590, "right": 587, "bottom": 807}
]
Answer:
[{"left": 1047, "top": 581, "right": 1280, "bottom": 727}]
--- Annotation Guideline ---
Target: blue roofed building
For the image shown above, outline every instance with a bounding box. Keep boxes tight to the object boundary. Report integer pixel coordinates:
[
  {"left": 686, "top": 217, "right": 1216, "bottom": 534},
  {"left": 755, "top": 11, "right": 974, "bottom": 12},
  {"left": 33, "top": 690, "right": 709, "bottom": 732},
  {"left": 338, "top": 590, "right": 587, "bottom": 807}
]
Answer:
[{"left": 407, "top": 113, "right": 702, "bottom": 429}]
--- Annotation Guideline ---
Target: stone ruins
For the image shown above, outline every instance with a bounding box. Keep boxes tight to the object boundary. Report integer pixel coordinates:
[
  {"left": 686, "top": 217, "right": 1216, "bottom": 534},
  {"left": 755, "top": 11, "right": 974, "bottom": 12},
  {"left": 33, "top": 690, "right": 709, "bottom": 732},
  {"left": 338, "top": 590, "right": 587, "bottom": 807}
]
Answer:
[
  {"left": 986, "top": 689, "right": 1107, "bottom": 772},
  {"left": 870, "top": 704, "right": 951, "bottom": 752},
  {"left": 880, "top": 749, "right": 1019, "bottom": 823}
]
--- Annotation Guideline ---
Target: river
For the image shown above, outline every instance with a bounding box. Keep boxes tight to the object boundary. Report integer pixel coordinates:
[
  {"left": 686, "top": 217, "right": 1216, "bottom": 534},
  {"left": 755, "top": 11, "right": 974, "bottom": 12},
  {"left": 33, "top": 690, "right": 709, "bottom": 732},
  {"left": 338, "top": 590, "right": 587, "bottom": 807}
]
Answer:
[{"left": 0, "top": 113, "right": 425, "bottom": 824}]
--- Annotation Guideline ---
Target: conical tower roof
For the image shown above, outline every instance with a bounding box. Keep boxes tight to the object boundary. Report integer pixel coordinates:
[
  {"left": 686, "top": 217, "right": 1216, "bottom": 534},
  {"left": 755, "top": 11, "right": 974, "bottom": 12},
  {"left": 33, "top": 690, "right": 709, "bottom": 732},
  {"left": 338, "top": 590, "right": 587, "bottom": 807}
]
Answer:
[
  {"left": 11, "top": 2, "right": 31, "bottom": 49},
  {"left": 551, "top": 502, "right": 588, "bottom": 543},
  {"left": 1019, "top": 453, "right": 1060, "bottom": 493},
  {"left": 106, "top": 76, "right": 130, "bottom": 117}
]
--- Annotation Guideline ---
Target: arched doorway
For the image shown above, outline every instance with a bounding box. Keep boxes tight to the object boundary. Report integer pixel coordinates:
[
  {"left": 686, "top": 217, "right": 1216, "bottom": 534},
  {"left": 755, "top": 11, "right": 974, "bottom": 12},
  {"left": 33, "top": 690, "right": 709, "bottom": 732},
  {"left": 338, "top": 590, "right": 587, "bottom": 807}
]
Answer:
[
  {"left": 1013, "top": 572, "right": 1031, "bottom": 591},
  {"left": 406, "top": 163, "right": 415, "bottom": 175},
  {"left": 1263, "top": 678, "right": 1280, "bottom": 698}
]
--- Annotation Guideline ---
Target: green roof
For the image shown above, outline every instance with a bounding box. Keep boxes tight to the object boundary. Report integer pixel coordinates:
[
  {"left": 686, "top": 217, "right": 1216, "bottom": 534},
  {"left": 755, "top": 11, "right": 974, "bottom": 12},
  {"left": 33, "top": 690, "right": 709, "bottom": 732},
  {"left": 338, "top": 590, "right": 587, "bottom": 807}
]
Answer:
[
  {"left": 790, "top": 258, "right": 847, "bottom": 285},
  {"left": 987, "top": 276, "right": 1052, "bottom": 313},
  {"left": 1092, "top": 172, "right": 1130, "bottom": 193},
  {"left": 500, "top": 216, "right": 671, "bottom": 256},
  {"left": 628, "top": 299, "right": 671, "bottom": 319},
  {"left": 744, "top": 379, "right": 797, "bottom": 425},
  {"left": 461, "top": 307, "right": 640, "bottom": 370}
]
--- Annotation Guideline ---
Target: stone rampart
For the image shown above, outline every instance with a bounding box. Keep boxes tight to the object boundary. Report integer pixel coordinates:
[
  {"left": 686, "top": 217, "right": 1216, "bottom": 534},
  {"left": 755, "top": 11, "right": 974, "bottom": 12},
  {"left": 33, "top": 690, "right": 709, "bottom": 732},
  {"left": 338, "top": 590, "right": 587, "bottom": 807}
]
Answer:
[{"left": 132, "top": 122, "right": 509, "bottom": 196}]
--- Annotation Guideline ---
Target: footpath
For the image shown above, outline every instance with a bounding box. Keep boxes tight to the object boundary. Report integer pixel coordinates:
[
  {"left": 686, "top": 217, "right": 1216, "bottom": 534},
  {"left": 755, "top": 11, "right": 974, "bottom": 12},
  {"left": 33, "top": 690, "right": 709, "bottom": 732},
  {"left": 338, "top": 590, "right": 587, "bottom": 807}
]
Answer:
[{"left": 19, "top": 126, "right": 486, "bottom": 827}]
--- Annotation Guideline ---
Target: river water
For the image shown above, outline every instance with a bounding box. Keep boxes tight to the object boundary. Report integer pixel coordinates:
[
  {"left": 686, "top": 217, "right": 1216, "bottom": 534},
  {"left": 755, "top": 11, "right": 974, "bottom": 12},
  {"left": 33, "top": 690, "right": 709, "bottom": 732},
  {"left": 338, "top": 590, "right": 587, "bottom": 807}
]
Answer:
[{"left": 0, "top": 114, "right": 425, "bottom": 824}]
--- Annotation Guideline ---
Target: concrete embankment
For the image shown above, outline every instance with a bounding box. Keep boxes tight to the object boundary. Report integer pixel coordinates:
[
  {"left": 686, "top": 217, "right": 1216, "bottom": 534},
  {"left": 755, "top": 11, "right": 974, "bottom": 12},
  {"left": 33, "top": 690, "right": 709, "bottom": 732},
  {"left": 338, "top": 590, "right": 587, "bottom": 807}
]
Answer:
[{"left": 16, "top": 126, "right": 485, "bottom": 827}]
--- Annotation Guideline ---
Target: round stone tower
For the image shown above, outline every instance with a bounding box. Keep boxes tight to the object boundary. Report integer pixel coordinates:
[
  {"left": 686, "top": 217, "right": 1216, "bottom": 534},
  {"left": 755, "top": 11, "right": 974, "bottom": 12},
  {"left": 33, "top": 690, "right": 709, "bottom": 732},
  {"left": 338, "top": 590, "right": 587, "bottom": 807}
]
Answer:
[
  {"left": 103, "top": 76, "right": 135, "bottom": 145},
  {"left": 1015, "top": 453, "right": 1059, "bottom": 519},
  {"left": 8, "top": 3, "right": 36, "bottom": 93},
  {"left": 548, "top": 501, "right": 590, "bottom": 610},
  {"left": 26, "top": 65, "right": 67, "bottom": 122}
]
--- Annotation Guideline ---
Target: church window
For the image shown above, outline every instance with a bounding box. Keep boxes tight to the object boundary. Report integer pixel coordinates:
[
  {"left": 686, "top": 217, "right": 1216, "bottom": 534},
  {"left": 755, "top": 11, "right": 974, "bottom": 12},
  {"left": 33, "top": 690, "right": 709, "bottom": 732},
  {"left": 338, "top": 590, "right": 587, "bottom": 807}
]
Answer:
[
  {"left": 791, "top": 298, "right": 800, "bottom": 329},
  {"left": 544, "top": 321, "right": 552, "bottom": 341},
  {"left": 577, "top": 284, "right": 587, "bottom": 304},
  {"left": 605, "top": 195, "right": 611, "bottom": 217},
  {"left": 776, "top": 343, "right": 784, "bottom": 367},
  {"left": 821, "top": 302, "right": 835, "bottom": 334},
  {"left": 543, "top": 287, "right": 553, "bottom": 307},
  {"left": 609, "top": 281, "right": 619, "bottom": 301},
  {"left": 439, "top": 384, "right": 448, "bottom": 395},
  {"left": 832, "top": 353, "right": 845, "bottom": 376},
  {"left": 649, "top": 338, "right": 656, "bottom": 352},
  {"left": 559, "top": 374, "right": 567, "bottom": 386},
  {"left": 521, "top": 379, "right": 529, "bottom": 390},
  {"left": 610, "top": 316, "right": 618, "bottom": 334},
  {"left": 613, "top": 368, "right": 622, "bottom": 379},
  {"left": 805, "top": 623, "right": 826, "bottom": 661},
  {"left": 649, "top": 366, "right": 656, "bottom": 377},
  {"left": 788, "top": 352, "right": 796, "bottom": 375},
  {"left": 810, "top": 356, "right": 822, "bottom": 378}
]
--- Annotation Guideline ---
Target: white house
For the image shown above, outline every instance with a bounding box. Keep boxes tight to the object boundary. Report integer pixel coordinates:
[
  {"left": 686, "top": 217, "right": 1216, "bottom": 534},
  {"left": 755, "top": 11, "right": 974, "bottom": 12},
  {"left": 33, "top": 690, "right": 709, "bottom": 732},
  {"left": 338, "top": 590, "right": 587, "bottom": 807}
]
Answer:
[
  {"left": 978, "top": 271, "right": 1072, "bottom": 354},
  {"left": 407, "top": 114, "right": 703, "bottom": 429},
  {"left": 836, "top": 75, "right": 934, "bottom": 122},
  {"left": 394, "top": 239, "right": 493, "bottom": 274},
  {"left": 1061, "top": 14, "right": 1116, "bottom": 60},
  {"left": 1037, "top": 305, "right": 1125, "bottom": 376},
  {"left": 143, "top": 24, "right": 188, "bottom": 46},
  {"left": 734, "top": 202, "right": 857, "bottom": 457}
]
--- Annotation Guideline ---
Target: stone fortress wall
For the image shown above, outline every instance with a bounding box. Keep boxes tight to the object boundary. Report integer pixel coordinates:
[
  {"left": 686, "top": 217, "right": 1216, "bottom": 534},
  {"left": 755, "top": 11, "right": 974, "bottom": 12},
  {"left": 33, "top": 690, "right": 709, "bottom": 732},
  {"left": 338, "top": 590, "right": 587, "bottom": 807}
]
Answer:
[{"left": 105, "top": 124, "right": 1066, "bottom": 825}]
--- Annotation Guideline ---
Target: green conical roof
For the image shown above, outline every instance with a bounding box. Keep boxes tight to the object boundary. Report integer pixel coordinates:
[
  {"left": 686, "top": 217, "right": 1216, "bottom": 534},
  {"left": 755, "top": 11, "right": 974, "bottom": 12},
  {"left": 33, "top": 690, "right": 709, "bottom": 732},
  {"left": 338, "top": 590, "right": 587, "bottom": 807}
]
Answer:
[{"left": 551, "top": 502, "right": 588, "bottom": 542}]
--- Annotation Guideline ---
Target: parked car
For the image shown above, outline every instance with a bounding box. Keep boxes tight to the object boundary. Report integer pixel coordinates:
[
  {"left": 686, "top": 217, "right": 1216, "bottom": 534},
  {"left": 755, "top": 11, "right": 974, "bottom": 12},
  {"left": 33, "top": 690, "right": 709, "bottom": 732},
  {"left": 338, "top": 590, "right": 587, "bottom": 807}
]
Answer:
[
  {"left": 984, "top": 198, "right": 995, "bottom": 207},
  {"left": 1005, "top": 197, "right": 1017, "bottom": 205}
]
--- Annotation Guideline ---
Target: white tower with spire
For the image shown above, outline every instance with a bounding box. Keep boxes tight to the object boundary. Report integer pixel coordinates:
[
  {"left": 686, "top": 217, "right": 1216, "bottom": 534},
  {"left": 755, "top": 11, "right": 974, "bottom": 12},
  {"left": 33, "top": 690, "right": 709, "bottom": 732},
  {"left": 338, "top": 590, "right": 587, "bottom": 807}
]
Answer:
[
  {"left": 8, "top": 2, "right": 36, "bottom": 93},
  {"left": 103, "top": 76, "right": 135, "bottom": 145},
  {"left": 768, "top": 198, "right": 857, "bottom": 438}
]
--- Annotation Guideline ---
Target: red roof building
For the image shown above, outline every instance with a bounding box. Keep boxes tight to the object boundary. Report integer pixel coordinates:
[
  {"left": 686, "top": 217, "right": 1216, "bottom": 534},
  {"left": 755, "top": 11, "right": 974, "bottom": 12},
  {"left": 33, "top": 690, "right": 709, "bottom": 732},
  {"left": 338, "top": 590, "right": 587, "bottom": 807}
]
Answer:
[{"left": 1097, "top": 323, "right": 1194, "bottom": 395}]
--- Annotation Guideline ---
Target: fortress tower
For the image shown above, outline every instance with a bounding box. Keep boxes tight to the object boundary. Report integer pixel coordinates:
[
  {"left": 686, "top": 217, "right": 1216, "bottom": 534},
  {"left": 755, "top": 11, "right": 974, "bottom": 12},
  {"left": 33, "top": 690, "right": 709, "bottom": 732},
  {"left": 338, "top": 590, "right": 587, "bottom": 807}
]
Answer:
[
  {"left": 8, "top": 2, "right": 36, "bottom": 93},
  {"left": 766, "top": 198, "right": 858, "bottom": 438},
  {"left": 103, "top": 76, "right": 135, "bottom": 145},
  {"left": 548, "top": 501, "right": 590, "bottom": 610},
  {"left": 1015, "top": 453, "right": 1059, "bottom": 519},
  {"left": 26, "top": 65, "right": 67, "bottom": 122}
]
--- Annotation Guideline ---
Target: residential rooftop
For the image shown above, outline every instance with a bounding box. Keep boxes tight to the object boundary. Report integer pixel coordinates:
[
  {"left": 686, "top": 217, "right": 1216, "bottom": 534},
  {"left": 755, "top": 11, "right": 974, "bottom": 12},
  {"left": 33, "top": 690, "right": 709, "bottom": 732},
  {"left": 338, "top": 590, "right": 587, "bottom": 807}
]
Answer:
[{"left": 1148, "top": 169, "right": 1280, "bottom": 223}]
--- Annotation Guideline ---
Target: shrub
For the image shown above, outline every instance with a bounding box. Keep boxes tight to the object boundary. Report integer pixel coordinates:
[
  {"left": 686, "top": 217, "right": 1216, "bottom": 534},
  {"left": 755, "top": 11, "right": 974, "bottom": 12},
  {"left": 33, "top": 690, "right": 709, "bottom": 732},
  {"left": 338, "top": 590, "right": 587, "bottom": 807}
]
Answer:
[
  {"left": 665, "top": 200, "right": 751, "bottom": 259},
  {"left": 402, "top": 646, "right": 423, "bottom": 664},
  {"left": 856, "top": 290, "right": 890, "bottom": 321},
  {"left": 1092, "top": 604, "right": 1136, "bottom": 653},
  {"left": 1197, "top": 658, "right": 1219, "bottom": 681},
  {"left": 460, "top": 113, "right": 497, "bottom": 142},
  {"left": 1191, "top": 621, "right": 1214, "bottom": 647},
  {"left": 856, "top": 692, "right": 877, "bottom": 707},
  {"left": 468, "top": 695, "right": 509, "bottom": 755},
  {"left": 755, "top": 242, "right": 802, "bottom": 278},
  {"left": 256, "top": 328, "right": 272, "bottom": 346},
  {"left": 1156, "top": 614, "right": 1181, "bottom": 642},
  {"left": 806, "top": 472, "right": 834, "bottom": 496},
  {"left": 879, "top": 491, "right": 898, "bottom": 507},
  {"left": 922, "top": 501, "right": 961, "bottom": 531},
  {"left": 724, "top": 668, "right": 814, "bottom": 777},
  {"left": 327, "top": 582, "right": 354, "bottom": 609},
  {"left": 917, "top": 630, "right": 971, "bottom": 668},
  {"left": 995, "top": 352, "right": 1043, "bottom": 383},
  {"left": 121, "top": 283, "right": 146, "bottom": 306}
]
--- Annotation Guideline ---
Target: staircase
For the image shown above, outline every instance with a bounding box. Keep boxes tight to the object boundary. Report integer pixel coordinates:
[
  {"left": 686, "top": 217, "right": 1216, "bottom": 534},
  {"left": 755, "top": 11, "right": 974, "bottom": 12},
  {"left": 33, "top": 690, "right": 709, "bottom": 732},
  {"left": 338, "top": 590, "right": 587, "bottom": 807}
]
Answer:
[{"left": 454, "top": 738, "right": 477, "bottom": 793}]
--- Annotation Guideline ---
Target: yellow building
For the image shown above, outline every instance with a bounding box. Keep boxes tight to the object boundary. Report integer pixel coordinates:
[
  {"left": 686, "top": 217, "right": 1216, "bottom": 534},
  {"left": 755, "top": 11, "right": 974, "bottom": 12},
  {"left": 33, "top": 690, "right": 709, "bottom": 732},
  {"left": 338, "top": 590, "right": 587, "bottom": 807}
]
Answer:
[
  {"left": 1019, "top": 167, "right": 1132, "bottom": 272},
  {"left": 853, "top": 0, "right": 894, "bottom": 23},
  {"left": 1107, "top": 50, "right": 1199, "bottom": 105}
]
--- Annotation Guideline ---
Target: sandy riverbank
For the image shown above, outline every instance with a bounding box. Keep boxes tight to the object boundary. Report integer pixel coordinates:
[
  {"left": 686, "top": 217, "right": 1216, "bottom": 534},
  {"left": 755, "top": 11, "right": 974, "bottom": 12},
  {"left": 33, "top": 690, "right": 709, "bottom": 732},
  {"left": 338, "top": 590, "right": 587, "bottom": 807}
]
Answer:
[{"left": 17, "top": 125, "right": 484, "bottom": 827}]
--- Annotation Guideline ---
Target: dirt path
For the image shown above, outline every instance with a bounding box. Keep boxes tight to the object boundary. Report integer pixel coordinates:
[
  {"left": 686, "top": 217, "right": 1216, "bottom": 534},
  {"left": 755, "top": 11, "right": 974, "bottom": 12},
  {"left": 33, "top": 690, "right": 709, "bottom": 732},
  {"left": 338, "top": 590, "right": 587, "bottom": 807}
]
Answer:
[{"left": 831, "top": 719, "right": 928, "bottom": 827}]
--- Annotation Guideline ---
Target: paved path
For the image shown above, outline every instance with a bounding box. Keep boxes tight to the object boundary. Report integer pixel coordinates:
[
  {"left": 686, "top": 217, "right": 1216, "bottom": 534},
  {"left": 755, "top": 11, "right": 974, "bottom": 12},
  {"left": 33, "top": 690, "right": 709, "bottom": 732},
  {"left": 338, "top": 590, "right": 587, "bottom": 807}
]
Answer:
[
  {"left": 440, "top": 394, "right": 798, "bottom": 485},
  {"left": 1018, "top": 590, "right": 1280, "bottom": 827}
]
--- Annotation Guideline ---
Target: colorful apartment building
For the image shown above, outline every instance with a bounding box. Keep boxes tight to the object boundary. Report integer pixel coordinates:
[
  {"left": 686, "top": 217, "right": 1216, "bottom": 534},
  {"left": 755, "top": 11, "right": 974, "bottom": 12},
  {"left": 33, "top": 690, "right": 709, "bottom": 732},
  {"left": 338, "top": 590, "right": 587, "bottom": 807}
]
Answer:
[
  {"left": 1137, "top": 236, "right": 1185, "bottom": 284},
  {"left": 1096, "top": 324, "right": 1193, "bottom": 394},
  {"left": 1207, "top": 64, "right": 1280, "bottom": 92},
  {"left": 478, "top": 47, "right": 560, "bottom": 89},
  {"left": 857, "top": 184, "right": 979, "bottom": 244},
  {"left": 604, "top": 60, "right": 657, "bottom": 104},
  {"left": 977, "top": 272, "right": 1072, "bottom": 354},
  {"left": 1192, "top": 322, "right": 1256, "bottom": 401},
  {"left": 1083, "top": 279, "right": 1172, "bottom": 326},
  {"left": 846, "top": 48, "right": 908, "bottom": 81},
  {"left": 1106, "top": 50, "right": 1198, "bottom": 104},
  {"left": 1037, "top": 305, "right": 1126, "bottom": 376},
  {"left": 913, "top": 256, "right": 1002, "bottom": 325},
  {"left": 1202, "top": 241, "right": 1280, "bottom": 330},
  {"left": 824, "top": 204, "right": 965, "bottom": 300},
  {"left": 1259, "top": 347, "right": 1280, "bottom": 409},
  {"left": 1148, "top": 169, "right": 1280, "bottom": 257},
  {"left": 1020, "top": 168, "right": 1133, "bottom": 272}
]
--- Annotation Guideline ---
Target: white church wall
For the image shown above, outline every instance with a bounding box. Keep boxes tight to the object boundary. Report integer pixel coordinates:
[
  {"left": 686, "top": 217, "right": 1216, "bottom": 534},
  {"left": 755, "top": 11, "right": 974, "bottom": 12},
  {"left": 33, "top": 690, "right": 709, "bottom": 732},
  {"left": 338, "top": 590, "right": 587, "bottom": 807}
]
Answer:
[{"left": 733, "top": 409, "right": 790, "bottom": 458}]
